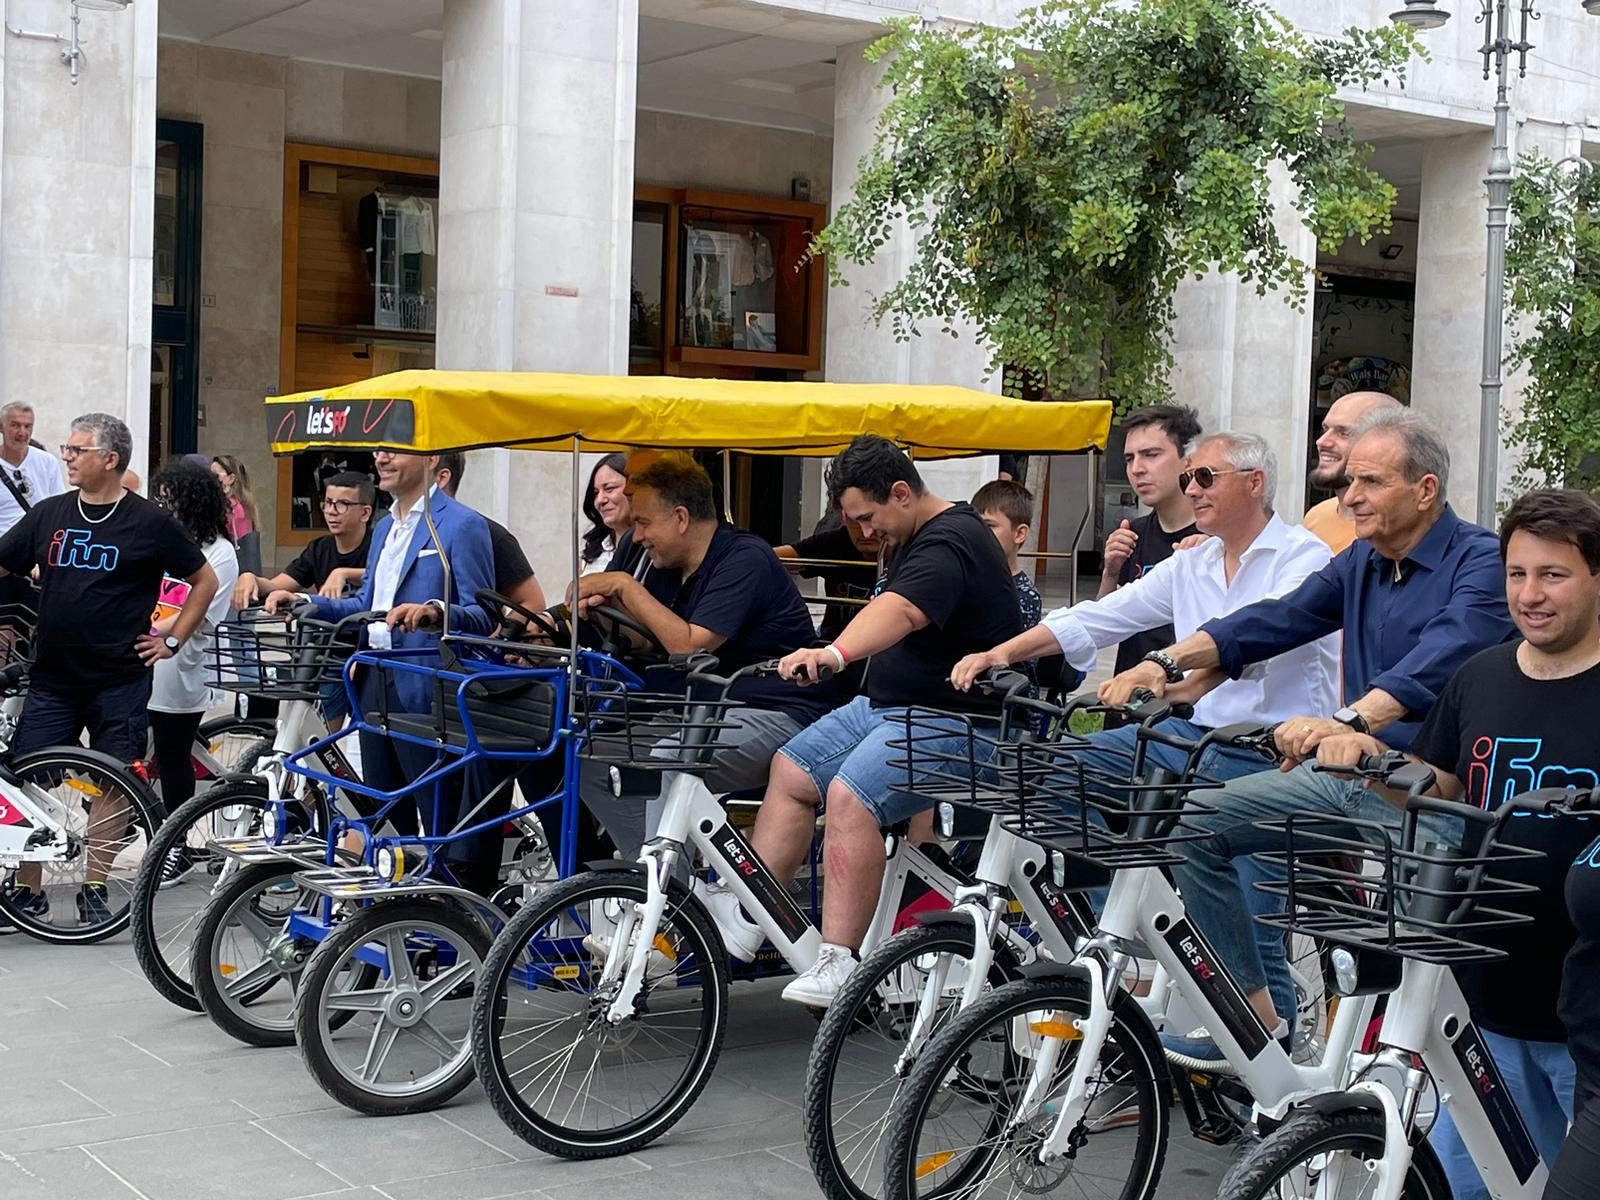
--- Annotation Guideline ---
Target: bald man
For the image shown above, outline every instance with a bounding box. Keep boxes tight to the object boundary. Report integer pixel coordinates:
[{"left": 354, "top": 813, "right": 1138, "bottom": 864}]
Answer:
[{"left": 1303, "top": 390, "right": 1404, "bottom": 554}]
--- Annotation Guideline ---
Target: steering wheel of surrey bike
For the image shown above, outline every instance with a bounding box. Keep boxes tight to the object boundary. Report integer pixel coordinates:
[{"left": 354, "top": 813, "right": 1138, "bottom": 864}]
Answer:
[
  {"left": 475, "top": 588, "right": 669, "bottom": 659},
  {"left": 475, "top": 588, "right": 565, "bottom": 642}
]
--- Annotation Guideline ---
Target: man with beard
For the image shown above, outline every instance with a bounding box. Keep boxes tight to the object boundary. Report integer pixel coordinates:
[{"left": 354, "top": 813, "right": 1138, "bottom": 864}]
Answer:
[{"left": 1302, "top": 391, "right": 1403, "bottom": 554}]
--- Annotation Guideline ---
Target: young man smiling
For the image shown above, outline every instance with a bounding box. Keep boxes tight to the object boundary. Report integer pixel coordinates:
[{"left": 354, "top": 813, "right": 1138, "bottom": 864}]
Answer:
[{"left": 1318, "top": 488, "right": 1600, "bottom": 1200}]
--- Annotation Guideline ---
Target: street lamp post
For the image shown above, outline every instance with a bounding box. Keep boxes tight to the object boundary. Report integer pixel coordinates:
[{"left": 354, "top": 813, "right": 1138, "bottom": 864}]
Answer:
[{"left": 1391, "top": 1, "right": 1597, "bottom": 522}]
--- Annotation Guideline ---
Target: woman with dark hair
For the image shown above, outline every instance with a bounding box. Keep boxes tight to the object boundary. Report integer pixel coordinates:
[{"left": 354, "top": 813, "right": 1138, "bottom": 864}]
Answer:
[
  {"left": 148, "top": 458, "right": 240, "bottom": 826},
  {"left": 580, "top": 452, "right": 630, "bottom": 574}
]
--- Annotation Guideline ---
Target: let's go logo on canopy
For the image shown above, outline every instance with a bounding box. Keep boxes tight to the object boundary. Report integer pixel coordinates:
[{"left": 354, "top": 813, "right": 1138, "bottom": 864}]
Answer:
[{"left": 305, "top": 404, "right": 352, "bottom": 438}]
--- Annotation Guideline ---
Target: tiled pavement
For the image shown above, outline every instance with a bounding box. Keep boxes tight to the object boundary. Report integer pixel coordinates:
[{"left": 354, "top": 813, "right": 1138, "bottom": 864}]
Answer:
[{"left": 0, "top": 929, "right": 1232, "bottom": 1200}]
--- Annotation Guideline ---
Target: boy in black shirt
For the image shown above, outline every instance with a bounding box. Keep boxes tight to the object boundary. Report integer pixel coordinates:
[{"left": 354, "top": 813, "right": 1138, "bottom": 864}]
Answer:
[
  {"left": 0, "top": 414, "right": 217, "bottom": 924},
  {"left": 232, "top": 472, "right": 375, "bottom": 608},
  {"left": 715, "top": 436, "right": 1021, "bottom": 1007},
  {"left": 1317, "top": 488, "right": 1600, "bottom": 1199},
  {"left": 574, "top": 453, "right": 830, "bottom": 859}
]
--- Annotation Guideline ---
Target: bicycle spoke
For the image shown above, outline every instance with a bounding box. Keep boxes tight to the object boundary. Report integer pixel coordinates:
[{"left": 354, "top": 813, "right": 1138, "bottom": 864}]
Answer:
[{"left": 359, "top": 1016, "right": 401, "bottom": 1082}]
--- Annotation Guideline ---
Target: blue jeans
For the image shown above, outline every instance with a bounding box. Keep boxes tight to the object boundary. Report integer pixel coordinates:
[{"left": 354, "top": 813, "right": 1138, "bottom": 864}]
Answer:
[
  {"left": 1429, "top": 1032, "right": 1575, "bottom": 1200},
  {"left": 1170, "top": 761, "right": 1416, "bottom": 1031},
  {"left": 778, "top": 695, "right": 1001, "bottom": 826},
  {"left": 1064, "top": 720, "right": 1280, "bottom": 937}
]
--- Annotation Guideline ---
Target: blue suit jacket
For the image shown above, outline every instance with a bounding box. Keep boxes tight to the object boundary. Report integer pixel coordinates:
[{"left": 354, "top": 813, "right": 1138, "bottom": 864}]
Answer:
[{"left": 311, "top": 489, "right": 496, "bottom": 712}]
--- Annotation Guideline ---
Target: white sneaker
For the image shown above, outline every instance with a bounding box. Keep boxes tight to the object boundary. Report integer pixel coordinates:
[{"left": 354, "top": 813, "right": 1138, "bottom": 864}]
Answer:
[
  {"left": 693, "top": 879, "right": 764, "bottom": 962},
  {"left": 781, "top": 942, "right": 857, "bottom": 1008}
]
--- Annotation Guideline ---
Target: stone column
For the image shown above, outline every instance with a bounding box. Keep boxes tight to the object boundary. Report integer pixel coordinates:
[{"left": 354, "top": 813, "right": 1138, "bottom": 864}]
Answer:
[
  {"left": 0, "top": 0, "right": 158, "bottom": 454},
  {"left": 435, "top": 0, "right": 638, "bottom": 591},
  {"left": 824, "top": 39, "right": 998, "bottom": 515},
  {"left": 1169, "top": 163, "right": 1316, "bottom": 519}
]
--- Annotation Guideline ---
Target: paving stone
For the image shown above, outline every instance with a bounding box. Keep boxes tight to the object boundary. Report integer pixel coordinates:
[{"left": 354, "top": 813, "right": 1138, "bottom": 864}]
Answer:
[
  {"left": 380, "top": 1151, "right": 649, "bottom": 1200},
  {"left": 0, "top": 1145, "right": 143, "bottom": 1200},
  {"left": 0, "top": 1100, "right": 252, "bottom": 1156},
  {"left": 86, "top": 1121, "right": 347, "bottom": 1200},
  {"left": 256, "top": 1109, "right": 517, "bottom": 1186}
]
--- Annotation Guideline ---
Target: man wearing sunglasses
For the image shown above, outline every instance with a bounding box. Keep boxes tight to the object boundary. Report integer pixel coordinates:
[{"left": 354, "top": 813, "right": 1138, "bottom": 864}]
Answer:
[
  {"left": 954, "top": 430, "right": 1338, "bottom": 789},
  {"left": 1098, "top": 409, "right": 1514, "bottom": 1066}
]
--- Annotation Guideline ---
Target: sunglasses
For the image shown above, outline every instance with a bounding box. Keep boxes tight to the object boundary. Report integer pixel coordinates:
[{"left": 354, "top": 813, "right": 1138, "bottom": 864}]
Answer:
[
  {"left": 10, "top": 470, "right": 29, "bottom": 497},
  {"left": 1179, "top": 466, "right": 1247, "bottom": 491}
]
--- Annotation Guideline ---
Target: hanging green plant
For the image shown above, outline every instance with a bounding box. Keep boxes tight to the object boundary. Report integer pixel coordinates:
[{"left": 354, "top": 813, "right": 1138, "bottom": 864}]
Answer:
[
  {"left": 1504, "top": 153, "right": 1600, "bottom": 493},
  {"left": 813, "top": 0, "right": 1419, "bottom": 407}
]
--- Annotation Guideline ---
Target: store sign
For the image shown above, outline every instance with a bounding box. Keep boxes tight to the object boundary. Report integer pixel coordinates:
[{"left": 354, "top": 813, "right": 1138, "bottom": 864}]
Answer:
[{"left": 268, "top": 398, "right": 415, "bottom": 447}]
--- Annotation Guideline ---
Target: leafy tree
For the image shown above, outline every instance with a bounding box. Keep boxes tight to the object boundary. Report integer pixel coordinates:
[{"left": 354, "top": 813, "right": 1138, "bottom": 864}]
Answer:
[
  {"left": 1504, "top": 153, "right": 1600, "bottom": 492},
  {"left": 814, "top": 0, "right": 1419, "bottom": 406}
]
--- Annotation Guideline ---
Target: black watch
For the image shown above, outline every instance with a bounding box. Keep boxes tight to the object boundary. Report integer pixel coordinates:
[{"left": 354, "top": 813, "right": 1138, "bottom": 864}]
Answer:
[
  {"left": 1141, "top": 650, "right": 1183, "bottom": 684},
  {"left": 162, "top": 635, "right": 181, "bottom": 654},
  {"left": 1333, "top": 706, "right": 1369, "bottom": 734}
]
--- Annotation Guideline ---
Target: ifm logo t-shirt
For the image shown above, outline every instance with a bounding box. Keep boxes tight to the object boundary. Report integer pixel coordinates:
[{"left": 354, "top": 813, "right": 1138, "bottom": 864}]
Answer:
[{"left": 0, "top": 491, "right": 205, "bottom": 688}]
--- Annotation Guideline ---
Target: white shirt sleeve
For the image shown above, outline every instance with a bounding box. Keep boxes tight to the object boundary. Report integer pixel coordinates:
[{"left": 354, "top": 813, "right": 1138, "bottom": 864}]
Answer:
[{"left": 1041, "top": 554, "right": 1183, "bottom": 672}]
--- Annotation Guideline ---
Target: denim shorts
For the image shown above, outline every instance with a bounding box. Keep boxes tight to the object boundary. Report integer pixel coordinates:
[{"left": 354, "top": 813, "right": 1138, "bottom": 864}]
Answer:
[{"left": 777, "top": 694, "right": 1000, "bottom": 827}]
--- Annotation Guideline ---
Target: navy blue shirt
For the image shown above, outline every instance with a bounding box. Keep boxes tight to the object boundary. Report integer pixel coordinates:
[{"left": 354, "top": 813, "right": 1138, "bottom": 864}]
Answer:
[
  {"left": 675, "top": 524, "right": 833, "bottom": 724},
  {"left": 1201, "top": 505, "right": 1514, "bottom": 750}
]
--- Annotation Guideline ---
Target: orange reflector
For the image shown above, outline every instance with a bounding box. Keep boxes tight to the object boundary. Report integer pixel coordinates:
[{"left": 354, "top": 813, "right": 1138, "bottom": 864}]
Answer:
[
  {"left": 219, "top": 963, "right": 236, "bottom": 976},
  {"left": 916, "top": 1152, "right": 955, "bottom": 1179},
  {"left": 1030, "top": 1020, "right": 1082, "bottom": 1040},
  {"left": 65, "top": 779, "right": 104, "bottom": 798},
  {"left": 653, "top": 934, "right": 677, "bottom": 962}
]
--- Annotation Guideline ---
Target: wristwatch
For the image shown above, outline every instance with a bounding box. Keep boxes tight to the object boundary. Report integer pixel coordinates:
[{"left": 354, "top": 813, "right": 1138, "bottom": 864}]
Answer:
[
  {"left": 1333, "top": 706, "right": 1369, "bottom": 734},
  {"left": 162, "top": 635, "right": 181, "bottom": 654},
  {"left": 1141, "top": 649, "right": 1184, "bottom": 684}
]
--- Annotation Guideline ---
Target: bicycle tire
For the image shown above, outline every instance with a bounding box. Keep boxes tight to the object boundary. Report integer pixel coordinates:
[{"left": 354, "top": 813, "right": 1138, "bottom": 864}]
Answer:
[
  {"left": 805, "top": 922, "right": 1020, "bottom": 1200},
  {"left": 190, "top": 860, "right": 311, "bottom": 1047},
  {"left": 1217, "top": 1107, "right": 1450, "bottom": 1200},
  {"left": 0, "top": 747, "right": 164, "bottom": 944},
  {"left": 295, "top": 897, "right": 492, "bottom": 1116},
  {"left": 193, "top": 716, "right": 275, "bottom": 779},
  {"left": 883, "top": 972, "right": 1169, "bottom": 1200},
  {"left": 472, "top": 870, "right": 729, "bottom": 1159},
  {"left": 129, "top": 780, "right": 286, "bottom": 1010}
]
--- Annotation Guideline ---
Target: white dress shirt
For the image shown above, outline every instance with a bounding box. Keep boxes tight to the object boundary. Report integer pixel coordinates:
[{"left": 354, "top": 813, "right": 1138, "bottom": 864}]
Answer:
[
  {"left": 1044, "top": 514, "right": 1339, "bottom": 728},
  {"left": 367, "top": 489, "right": 429, "bottom": 650}
]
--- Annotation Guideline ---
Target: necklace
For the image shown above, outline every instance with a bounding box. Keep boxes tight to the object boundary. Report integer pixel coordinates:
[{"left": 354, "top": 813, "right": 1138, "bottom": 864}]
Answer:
[{"left": 76, "top": 489, "right": 126, "bottom": 525}]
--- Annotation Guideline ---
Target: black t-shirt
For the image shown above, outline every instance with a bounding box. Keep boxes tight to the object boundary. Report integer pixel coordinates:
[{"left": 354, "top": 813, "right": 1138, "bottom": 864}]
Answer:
[
  {"left": 0, "top": 491, "right": 207, "bottom": 689},
  {"left": 1111, "top": 512, "right": 1199, "bottom": 675},
  {"left": 792, "top": 519, "right": 877, "bottom": 642},
  {"left": 869, "top": 503, "right": 1022, "bottom": 713},
  {"left": 486, "top": 518, "right": 534, "bottom": 593},
  {"left": 676, "top": 525, "right": 832, "bottom": 724},
  {"left": 284, "top": 530, "right": 373, "bottom": 591},
  {"left": 1563, "top": 840, "right": 1600, "bottom": 1102},
  {"left": 1410, "top": 641, "right": 1600, "bottom": 1042}
]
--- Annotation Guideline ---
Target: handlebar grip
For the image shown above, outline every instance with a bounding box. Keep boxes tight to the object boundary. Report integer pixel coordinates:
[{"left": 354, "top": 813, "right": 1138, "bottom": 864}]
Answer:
[
  {"left": 979, "top": 668, "right": 1031, "bottom": 697},
  {"left": 794, "top": 661, "right": 834, "bottom": 682},
  {"left": 0, "top": 661, "right": 28, "bottom": 690}
]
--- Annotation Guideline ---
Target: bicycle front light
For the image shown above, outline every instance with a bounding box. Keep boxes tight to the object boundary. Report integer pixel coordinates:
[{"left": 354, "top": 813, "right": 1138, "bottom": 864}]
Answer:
[
  {"left": 261, "top": 804, "right": 283, "bottom": 844},
  {"left": 1051, "top": 851, "right": 1067, "bottom": 889},
  {"left": 1331, "top": 947, "right": 1358, "bottom": 996},
  {"left": 376, "top": 844, "right": 399, "bottom": 882},
  {"left": 936, "top": 802, "right": 955, "bottom": 839}
]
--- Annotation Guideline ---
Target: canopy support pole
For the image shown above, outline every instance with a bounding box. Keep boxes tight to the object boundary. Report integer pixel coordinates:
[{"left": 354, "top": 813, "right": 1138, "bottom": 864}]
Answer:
[
  {"left": 422, "top": 480, "right": 450, "bottom": 638},
  {"left": 721, "top": 451, "right": 732, "bottom": 525},
  {"left": 569, "top": 437, "right": 580, "bottom": 722}
]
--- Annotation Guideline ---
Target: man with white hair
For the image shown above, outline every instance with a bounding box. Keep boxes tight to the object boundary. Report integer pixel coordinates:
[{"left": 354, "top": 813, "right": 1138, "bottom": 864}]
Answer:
[
  {"left": 0, "top": 402, "right": 65, "bottom": 630},
  {"left": 955, "top": 431, "right": 1339, "bottom": 785}
]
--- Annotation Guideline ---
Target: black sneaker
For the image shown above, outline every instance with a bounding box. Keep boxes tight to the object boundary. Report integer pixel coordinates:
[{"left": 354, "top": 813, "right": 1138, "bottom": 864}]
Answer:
[
  {"left": 2, "top": 885, "right": 50, "bottom": 932},
  {"left": 76, "top": 883, "right": 111, "bottom": 926},
  {"left": 158, "top": 846, "right": 197, "bottom": 890}
]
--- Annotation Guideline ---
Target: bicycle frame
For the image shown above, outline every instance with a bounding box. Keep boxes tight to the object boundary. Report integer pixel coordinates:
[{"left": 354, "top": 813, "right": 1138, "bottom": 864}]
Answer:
[
  {"left": 600, "top": 769, "right": 978, "bottom": 1022},
  {"left": 0, "top": 769, "right": 75, "bottom": 865},
  {"left": 1018, "top": 861, "right": 1373, "bottom": 1163},
  {"left": 1326, "top": 958, "right": 1546, "bottom": 1200}
]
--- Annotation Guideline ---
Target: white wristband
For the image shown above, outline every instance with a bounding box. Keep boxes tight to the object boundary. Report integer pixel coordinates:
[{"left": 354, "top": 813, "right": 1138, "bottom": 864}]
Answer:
[{"left": 823, "top": 644, "right": 847, "bottom": 673}]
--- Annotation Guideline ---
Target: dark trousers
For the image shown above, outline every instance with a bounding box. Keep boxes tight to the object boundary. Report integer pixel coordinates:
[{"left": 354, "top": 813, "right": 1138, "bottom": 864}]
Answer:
[
  {"left": 353, "top": 668, "right": 503, "bottom": 896},
  {"left": 1548, "top": 1077, "right": 1600, "bottom": 1200},
  {"left": 14, "top": 674, "right": 151, "bottom": 763},
  {"left": 149, "top": 709, "right": 205, "bottom": 810}
]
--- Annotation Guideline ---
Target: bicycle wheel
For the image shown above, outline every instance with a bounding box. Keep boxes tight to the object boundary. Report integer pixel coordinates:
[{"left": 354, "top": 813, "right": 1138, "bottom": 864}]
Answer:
[
  {"left": 130, "top": 780, "right": 330, "bottom": 1011},
  {"left": 883, "top": 973, "right": 1169, "bottom": 1200},
  {"left": 295, "top": 897, "right": 491, "bottom": 1115},
  {"left": 190, "top": 861, "right": 313, "bottom": 1046},
  {"left": 471, "top": 870, "right": 729, "bottom": 1159},
  {"left": 0, "top": 747, "right": 163, "bottom": 944},
  {"left": 1217, "top": 1108, "right": 1450, "bottom": 1200},
  {"left": 806, "top": 922, "right": 1020, "bottom": 1200}
]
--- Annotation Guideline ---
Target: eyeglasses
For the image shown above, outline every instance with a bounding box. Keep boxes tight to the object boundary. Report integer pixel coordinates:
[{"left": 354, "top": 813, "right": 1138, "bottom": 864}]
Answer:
[
  {"left": 1179, "top": 466, "right": 1247, "bottom": 491},
  {"left": 321, "top": 499, "right": 365, "bottom": 514},
  {"left": 10, "top": 471, "right": 30, "bottom": 497},
  {"left": 59, "top": 444, "right": 108, "bottom": 461}
]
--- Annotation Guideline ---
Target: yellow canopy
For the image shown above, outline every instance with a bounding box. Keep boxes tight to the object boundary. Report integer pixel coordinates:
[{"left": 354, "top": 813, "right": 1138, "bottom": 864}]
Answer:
[{"left": 265, "top": 370, "right": 1110, "bottom": 458}]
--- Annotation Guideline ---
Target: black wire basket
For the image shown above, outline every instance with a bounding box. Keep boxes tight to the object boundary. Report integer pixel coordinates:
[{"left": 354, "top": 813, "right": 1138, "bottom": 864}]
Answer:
[
  {"left": 888, "top": 708, "right": 1221, "bottom": 868},
  {"left": 209, "top": 613, "right": 364, "bottom": 702},
  {"left": 573, "top": 674, "right": 744, "bottom": 774},
  {"left": 1250, "top": 812, "right": 1541, "bottom": 965}
]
